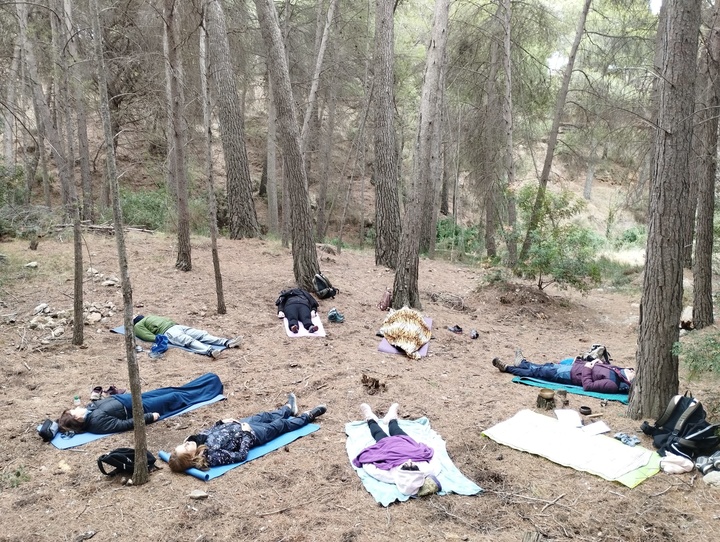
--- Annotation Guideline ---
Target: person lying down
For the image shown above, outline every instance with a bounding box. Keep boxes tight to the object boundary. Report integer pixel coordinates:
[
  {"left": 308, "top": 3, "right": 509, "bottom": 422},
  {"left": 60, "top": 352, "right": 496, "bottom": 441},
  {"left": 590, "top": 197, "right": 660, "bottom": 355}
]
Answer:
[{"left": 352, "top": 403, "right": 442, "bottom": 497}]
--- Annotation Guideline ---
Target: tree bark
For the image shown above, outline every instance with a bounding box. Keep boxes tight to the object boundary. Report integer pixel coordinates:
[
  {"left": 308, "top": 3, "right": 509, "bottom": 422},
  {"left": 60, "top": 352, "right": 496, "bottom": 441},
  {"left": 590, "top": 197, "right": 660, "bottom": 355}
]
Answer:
[
  {"left": 255, "top": 0, "right": 320, "bottom": 290},
  {"left": 3, "top": 41, "right": 20, "bottom": 174},
  {"left": 205, "top": 0, "right": 259, "bottom": 239},
  {"left": 91, "top": 0, "right": 150, "bottom": 485},
  {"left": 267, "top": 79, "right": 280, "bottom": 235},
  {"left": 629, "top": 0, "right": 700, "bottom": 420},
  {"left": 518, "top": 0, "right": 592, "bottom": 264},
  {"left": 502, "top": 0, "right": 517, "bottom": 267}
]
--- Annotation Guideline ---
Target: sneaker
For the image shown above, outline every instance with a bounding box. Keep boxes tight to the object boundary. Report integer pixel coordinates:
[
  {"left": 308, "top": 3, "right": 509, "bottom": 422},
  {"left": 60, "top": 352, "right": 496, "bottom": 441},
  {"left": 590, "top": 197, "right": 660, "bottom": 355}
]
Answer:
[
  {"left": 492, "top": 357, "right": 508, "bottom": 372},
  {"left": 286, "top": 392, "right": 299, "bottom": 416},
  {"left": 226, "top": 336, "right": 242, "bottom": 348},
  {"left": 695, "top": 456, "right": 715, "bottom": 475},
  {"left": 382, "top": 403, "right": 399, "bottom": 424},
  {"left": 328, "top": 308, "right": 345, "bottom": 323},
  {"left": 90, "top": 386, "right": 103, "bottom": 401},
  {"left": 447, "top": 325, "right": 463, "bottom": 334},
  {"left": 514, "top": 348, "right": 525, "bottom": 365},
  {"left": 711, "top": 450, "right": 720, "bottom": 469},
  {"left": 210, "top": 349, "right": 223, "bottom": 359},
  {"left": 360, "top": 403, "right": 378, "bottom": 422},
  {"left": 308, "top": 325, "right": 319, "bottom": 333},
  {"left": 304, "top": 405, "right": 327, "bottom": 422},
  {"left": 290, "top": 324, "right": 299, "bottom": 333}
]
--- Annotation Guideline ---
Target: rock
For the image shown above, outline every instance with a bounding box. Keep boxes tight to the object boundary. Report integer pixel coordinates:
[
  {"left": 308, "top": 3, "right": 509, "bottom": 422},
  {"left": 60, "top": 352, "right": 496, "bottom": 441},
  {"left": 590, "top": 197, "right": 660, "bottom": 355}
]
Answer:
[
  {"left": 86, "top": 312, "right": 102, "bottom": 324},
  {"left": 703, "top": 471, "right": 720, "bottom": 487},
  {"left": 33, "top": 303, "right": 49, "bottom": 315},
  {"left": 86, "top": 267, "right": 98, "bottom": 275},
  {"left": 188, "top": 489, "right": 209, "bottom": 500},
  {"left": 24, "top": 261, "right": 38, "bottom": 268}
]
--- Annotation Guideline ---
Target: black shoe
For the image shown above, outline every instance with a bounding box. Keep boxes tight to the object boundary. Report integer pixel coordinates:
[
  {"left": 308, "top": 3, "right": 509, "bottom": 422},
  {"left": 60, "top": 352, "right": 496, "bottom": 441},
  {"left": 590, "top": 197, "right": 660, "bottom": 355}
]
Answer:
[
  {"left": 290, "top": 325, "right": 299, "bottom": 333},
  {"left": 304, "top": 405, "right": 327, "bottom": 422},
  {"left": 696, "top": 456, "right": 715, "bottom": 475},
  {"left": 308, "top": 325, "right": 318, "bottom": 333},
  {"left": 492, "top": 357, "right": 507, "bottom": 372},
  {"left": 447, "top": 325, "right": 462, "bottom": 334}
]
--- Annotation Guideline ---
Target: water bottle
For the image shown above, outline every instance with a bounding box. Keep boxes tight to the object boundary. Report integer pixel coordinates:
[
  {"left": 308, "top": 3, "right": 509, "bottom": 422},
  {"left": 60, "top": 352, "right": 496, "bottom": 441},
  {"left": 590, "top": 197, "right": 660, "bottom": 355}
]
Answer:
[{"left": 73, "top": 395, "right": 81, "bottom": 406}]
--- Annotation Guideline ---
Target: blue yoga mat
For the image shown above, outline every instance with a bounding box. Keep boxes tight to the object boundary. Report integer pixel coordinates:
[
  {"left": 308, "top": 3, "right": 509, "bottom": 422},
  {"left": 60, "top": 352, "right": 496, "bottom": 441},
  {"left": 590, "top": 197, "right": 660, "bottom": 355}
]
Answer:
[
  {"left": 159, "top": 423, "right": 320, "bottom": 481},
  {"left": 511, "top": 377, "right": 629, "bottom": 404},
  {"left": 111, "top": 326, "right": 226, "bottom": 355},
  {"left": 50, "top": 394, "right": 226, "bottom": 449}
]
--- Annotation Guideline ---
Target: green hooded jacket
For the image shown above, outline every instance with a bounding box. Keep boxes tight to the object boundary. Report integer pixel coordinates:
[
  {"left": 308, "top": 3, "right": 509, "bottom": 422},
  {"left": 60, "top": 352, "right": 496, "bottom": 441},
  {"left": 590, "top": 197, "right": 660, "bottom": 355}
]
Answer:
[{"left": 134, "top": 314, "right": 176, "bottom": 342}]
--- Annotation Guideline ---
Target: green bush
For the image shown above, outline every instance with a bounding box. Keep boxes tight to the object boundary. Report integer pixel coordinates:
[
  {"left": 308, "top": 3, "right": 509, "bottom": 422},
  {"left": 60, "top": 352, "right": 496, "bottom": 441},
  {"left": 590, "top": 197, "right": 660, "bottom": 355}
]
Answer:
[
  {"left": 677, "top": 330, "right": 720, "bottom": 378},
  {"left": 594, "top": 256, "right": 643, "bottom": 289},
  {"left": 120, "top": 187, "right": 168, "bottom": 230},
  {"left": 435, "top": 217, "right": 482, "bottom": 255},
  {"left": 613, "top": 225, "right": 646, "bottom": 249}
]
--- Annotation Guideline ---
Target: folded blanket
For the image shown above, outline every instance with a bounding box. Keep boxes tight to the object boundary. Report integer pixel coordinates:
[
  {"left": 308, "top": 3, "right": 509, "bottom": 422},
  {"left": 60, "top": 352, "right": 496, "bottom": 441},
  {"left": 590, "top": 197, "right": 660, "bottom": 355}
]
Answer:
[
  {"left": 283, "top": 315, "right": 326, "bottom": 338},
  {"left": 159, "top": 423, "right": 320, "bottom": 481},
  {"left": 345, "top": 417, "right": 482, "bottom": 506},
  {"left": 483, "top": 409, "right": 659, "bottom": 488}
]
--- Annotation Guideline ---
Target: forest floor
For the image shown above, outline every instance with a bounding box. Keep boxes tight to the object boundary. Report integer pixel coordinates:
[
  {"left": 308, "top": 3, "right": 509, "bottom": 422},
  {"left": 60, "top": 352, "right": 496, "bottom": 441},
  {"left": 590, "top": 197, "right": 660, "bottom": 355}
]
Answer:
[{"left": 1, "top": 231, "right": 719, "bottom": 542}]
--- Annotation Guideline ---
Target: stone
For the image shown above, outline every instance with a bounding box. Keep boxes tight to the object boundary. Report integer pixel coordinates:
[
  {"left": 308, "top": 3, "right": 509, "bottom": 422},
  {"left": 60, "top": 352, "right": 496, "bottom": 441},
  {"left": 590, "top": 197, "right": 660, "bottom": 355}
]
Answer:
[
  {"left": 703, "top": 471, "right": 720, "bottom": 487},
  {"left": 188, "top": 489, "right": 209, "bottom": 500}
]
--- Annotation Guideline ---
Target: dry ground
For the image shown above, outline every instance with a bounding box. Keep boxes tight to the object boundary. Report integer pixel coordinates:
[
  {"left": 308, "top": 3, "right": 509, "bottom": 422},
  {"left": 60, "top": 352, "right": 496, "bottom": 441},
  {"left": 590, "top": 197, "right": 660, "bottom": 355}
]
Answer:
[{"left": 1, "top": 231, "right": 719, "bottom": 542}]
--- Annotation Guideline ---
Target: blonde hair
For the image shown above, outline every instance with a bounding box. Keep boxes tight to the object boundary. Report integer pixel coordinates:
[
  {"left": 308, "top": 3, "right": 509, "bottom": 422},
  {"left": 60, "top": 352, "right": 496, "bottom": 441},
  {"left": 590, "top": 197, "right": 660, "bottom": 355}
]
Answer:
[{"left": 168, "top": 444, "right": 209, "bottom": 472}]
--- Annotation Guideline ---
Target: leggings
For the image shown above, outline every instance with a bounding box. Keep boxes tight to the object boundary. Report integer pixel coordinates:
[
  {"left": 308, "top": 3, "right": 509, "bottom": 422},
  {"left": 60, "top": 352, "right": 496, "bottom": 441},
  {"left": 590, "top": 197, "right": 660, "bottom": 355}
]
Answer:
[{"left": 367, "top": 419, "right": 408, "bottom": 442}]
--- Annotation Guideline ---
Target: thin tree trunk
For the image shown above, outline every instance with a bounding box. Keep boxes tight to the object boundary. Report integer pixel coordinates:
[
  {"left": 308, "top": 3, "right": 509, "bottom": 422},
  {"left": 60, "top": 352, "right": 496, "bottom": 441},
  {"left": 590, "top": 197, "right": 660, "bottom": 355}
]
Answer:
[
  {"left": 267, "top": 79, "right": 280, "bottom": 235},
  {"left": 518, "top": 0, "right": 592, "bottom": 264},
  {"left": 200, "top": 4, "right": 226, "bottom": 314},
  {"left": 317, "top": 79, "right": 335, "bottom": 241},
  {"left": 629, "top": 0, "right": 700, "bottom": 420},
  {"left": 3, "top": 41, "right": 20, "bottom": 173},
  {"left": 90, "top": 0, "right": 150, "bottom": 485}
]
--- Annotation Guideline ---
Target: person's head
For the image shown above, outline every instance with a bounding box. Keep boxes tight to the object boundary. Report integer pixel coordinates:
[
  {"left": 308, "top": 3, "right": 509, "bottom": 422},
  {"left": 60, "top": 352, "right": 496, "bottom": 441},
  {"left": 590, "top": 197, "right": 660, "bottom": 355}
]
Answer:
[
  {"left": 57, "top": 408, "right": 87, "bottom": 433},
  {"left": 168, "top": 440, "right": 209, "bottom": 472},
  {"left": 133, "top": 314, "right": 145, "bottom": 325}
]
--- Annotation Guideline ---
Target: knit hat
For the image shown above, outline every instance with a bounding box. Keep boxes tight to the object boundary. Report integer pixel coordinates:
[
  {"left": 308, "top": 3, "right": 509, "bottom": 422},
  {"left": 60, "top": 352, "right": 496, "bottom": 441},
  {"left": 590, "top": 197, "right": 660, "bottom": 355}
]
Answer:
[{"left": 133, "top": 314, "right": 144, "bottom": 325}]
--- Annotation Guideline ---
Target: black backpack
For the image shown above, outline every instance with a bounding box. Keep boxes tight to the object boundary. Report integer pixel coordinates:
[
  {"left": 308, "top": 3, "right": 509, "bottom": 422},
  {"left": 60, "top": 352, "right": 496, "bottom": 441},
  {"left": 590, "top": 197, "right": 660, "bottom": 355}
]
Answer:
[
  {"left": 640, "top": 393, "right": 720, "bottom": 460},
  {"left": 313, "top": 272, "right": 338, "bottom": 299},
  {"left": 97, "top": 447, "right": 157, "bottom": 476}
]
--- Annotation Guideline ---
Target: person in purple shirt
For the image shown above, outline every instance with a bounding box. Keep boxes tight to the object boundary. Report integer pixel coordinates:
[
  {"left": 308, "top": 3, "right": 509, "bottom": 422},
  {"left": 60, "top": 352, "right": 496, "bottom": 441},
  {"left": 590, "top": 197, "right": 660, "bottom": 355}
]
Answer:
[{"left": 353, "top": 403, "right": 442, "bottom": 497}]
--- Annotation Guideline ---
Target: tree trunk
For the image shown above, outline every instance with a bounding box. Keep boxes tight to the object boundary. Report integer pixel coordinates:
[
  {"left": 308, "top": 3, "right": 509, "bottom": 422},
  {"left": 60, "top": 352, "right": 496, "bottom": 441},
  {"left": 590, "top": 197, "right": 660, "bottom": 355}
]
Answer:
[
  {"left": 200, "top": 4, "right": 226, "bottom": 314},
  {"left": 255, "top": 0, "right": 320, "bottom": 290},
  {"left": 392, "top": 0, "right": 450, "bottom": 309},
  {"left": 3, "top": 41, "right": 20, "bottom": 174},
  {"left": 518, "top": 0, "right": 592, "bottom": 264},
  {"left": 164, "top": 0, "right": 192, "bottom": 271},
  {"left": 205, "top": 0, "right": 259, "bottom": 239},
  {"left": 629, "top": 0, "right": 700, "bottom": 420},
  {"left": 91, "top": 0, "right": 149, "bottom": 485},
  {"left": 502, "top": 0, "right": 517, "bottom": 267},
  {"left": 692, "top": 3, "right": 720, "bottom": 330},
  {"left": 267, "top": 79, "right": 280, "bottom": 235},
  {"left": 317, "top": 80, "right": 336, "bottom": 241}
]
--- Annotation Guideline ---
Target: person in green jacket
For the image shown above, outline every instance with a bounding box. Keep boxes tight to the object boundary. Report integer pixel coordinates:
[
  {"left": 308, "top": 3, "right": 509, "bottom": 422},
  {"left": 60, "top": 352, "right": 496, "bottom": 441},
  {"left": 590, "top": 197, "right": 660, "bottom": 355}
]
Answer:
[{"left": 133, "top": 314, "right": 241, "bottom": 358}]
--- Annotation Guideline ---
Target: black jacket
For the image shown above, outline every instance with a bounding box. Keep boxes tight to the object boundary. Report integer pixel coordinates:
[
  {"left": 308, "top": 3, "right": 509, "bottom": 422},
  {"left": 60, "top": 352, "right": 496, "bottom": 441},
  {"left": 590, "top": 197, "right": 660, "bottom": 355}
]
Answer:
[
  {"left": 83, "top": 397, "right": 155, "bottom": 434},
  {"left": 275, "top": 288, "right": 319, "bottom": 313}
]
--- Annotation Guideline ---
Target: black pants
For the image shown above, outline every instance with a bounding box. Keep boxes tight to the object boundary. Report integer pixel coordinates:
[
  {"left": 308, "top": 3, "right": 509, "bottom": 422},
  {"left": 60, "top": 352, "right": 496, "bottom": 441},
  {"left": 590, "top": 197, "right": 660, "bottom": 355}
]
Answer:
[
  {"left": 368, "top": 419, "right": 408, "bottom": 442},
  {"left": 284, "top": 300, "right": 313, "bottom": 331}
]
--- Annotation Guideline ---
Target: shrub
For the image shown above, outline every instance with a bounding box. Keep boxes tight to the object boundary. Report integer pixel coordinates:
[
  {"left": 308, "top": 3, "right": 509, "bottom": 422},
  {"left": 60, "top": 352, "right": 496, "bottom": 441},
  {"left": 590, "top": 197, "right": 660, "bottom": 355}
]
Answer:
[
  {"left": 120, "top": 187, "right": 168, "bottom": 230},
  {"left": 435, "top": 217, "right": 482, "bottom": 256},
  {"left": 677, "top": 330, "right": 720, "bottom": 378}
]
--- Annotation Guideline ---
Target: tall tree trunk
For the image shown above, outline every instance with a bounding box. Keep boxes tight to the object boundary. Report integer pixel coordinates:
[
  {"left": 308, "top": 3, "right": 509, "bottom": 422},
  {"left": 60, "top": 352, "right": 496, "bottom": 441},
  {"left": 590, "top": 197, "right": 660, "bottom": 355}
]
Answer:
[
  {"left": 90, "top": 0, "right": 150, "bottom": 485},
  {"left": 164, "top": 0, "right": 192, "bottom": 271},
  {"left": 266, "top": 79, "right": 280, "bottom": 235},
  {"left": 205, "top": 0, "right": 259, "bottom": 239},
  {"left": 692, "top": 2, "right": 720, "bottom": 330},
  {"left": 200, "top": 5, "right": 226, "bottom": 314},
  {"left": 501, "top": 0, "right": 517, "bottom": 267},
  {"left": 518, "top": 0, "right": 592, "bottom": 264},
  {"left": 317, "top": 79, "right": 335, "bottom": 241},
  {"left": 255, "top": 0, "right": 320, "bottom": 290},
  {"left": 373, "top": 0, "right": 401, "bottom": 268},
  {"left": 629, "top": 0, "right": 700, "bottom": 420},
  {"left": 3, "top": 41, "right": 20, "bottom": 173},
  {"left": 392, "top": 0, "right": 449, "bottom": 309}
]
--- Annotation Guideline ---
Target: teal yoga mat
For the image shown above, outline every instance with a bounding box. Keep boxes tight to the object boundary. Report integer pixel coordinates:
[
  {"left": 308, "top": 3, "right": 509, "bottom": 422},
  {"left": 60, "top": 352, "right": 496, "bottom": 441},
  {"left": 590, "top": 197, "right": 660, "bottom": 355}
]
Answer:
[
  {"left": 159, "top": 423, "right": 320, "bottom": 481},
  {"left": 511, "top": 377, "right": 629, "bottom": 404}
]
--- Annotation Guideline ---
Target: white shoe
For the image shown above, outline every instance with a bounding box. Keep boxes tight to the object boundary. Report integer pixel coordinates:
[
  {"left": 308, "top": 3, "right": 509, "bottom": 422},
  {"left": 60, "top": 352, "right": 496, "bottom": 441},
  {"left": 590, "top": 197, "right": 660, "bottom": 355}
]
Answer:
[
  {"left": 382, "top": 403, "right": 399, "bottom": 424},
  {"left": 227, "top": 336, "right": 242, "bottom": 348},
  {"left": 360, "top": 403, "right": 378, "bottom": 422},
  {"left": 210, "top": 349, "right": 222, "bottom": 359}
]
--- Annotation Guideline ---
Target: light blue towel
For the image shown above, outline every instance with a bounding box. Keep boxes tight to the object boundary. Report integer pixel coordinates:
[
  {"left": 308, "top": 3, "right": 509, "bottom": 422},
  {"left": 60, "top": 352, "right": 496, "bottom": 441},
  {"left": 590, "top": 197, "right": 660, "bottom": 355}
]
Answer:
[
  {"left": 345, "top": 417, "right": 482, "bottom": 507},
  {"left": 159, "top": 423, "right": 320, "bottom": 481},
  {"left": 50, "top": 394, "right": 226, "bottom": 449},
  {"left": 110, "top": 326, "right": 226, "bottom": 355}
]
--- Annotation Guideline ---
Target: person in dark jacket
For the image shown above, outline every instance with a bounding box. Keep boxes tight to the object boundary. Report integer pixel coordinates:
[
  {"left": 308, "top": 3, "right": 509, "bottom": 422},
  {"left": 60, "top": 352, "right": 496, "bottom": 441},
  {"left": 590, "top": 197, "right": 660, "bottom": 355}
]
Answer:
[
  {"left": 132, "top": 314, "right": 241, "bottom": 358},
  {"left": 275, "top": 288, "right": 319, "bottom": 333},
  {"left": 492, "top": 346, "right": 635, "bottom": 394},
  {"left": 168, "top": 393, "right": 326, "bottom": 472},
  {"left": 57, "top": 373, "right": 224, "bottom": 434}
]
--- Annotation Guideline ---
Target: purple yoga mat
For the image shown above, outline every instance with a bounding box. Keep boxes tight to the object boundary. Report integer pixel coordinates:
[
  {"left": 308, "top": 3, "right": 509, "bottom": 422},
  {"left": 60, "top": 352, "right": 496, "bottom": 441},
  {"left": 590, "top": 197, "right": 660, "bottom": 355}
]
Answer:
[{"left": 377, "top": 317, "right": 432, "bottom": 357}]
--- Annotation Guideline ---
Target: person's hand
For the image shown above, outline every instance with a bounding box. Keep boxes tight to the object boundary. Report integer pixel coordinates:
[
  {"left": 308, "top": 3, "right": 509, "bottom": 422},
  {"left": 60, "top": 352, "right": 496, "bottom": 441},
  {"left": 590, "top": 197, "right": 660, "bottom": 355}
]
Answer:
[
  {"left": 152, "top": 412, "right": 160, "bottom": 421},
  {"left": 585, "top": 359, "right": 598, "bottom": 369},
  {"left": 277, "top": 311, "right": 285, "bottom": 319},
  {"left": 311, "top": 310, "right": 317, "bottom": 318},
  {"left": 240, "top": 422, "right": 251, "bottom": 432}
]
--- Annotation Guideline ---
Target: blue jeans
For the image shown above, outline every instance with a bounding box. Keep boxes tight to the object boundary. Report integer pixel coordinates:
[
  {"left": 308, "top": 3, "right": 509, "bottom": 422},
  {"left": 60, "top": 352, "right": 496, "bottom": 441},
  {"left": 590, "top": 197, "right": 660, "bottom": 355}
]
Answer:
[
  {"left": 165, "top": 324, "right": 227, "bottom": 355},
  {"left": 242, "top": 406, "right": 309, "bottom": 445},
  {"left": 505, "top": 360, "right": 573, "bottom": 385}
]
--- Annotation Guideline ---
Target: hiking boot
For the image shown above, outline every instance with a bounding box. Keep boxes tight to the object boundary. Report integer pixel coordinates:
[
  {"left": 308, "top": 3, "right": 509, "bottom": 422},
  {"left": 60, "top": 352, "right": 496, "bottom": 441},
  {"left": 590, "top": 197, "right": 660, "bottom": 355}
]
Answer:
[
  {"left": 382, "top": 403, "right": 399, "bottom": 424},
  {"left": 304, "top": 405, "right": 327, "bottom": 422},
  {"left": 492, "top": 357, "right": 508, "bottom": 372},
  {"left": 360, "top": 403, "right": 378, "bottom": 422},
  {"left": 210, "top": 348, "right": 223, "bottom": 359},
  {"left": 290, "top": 324, "right": 299, "bottom": 333},
  {"left": 695, "top": 456, "right": 715, "bottom": 475},
  {"left": 226, "top": 336, "right": 242, "bottom": 348},
  {"left": 328, "top": 308, "right": 345, "bottom": 323},
  {"left": 286, "top": 392, "right": 299, "bottom": 416},
  {"left": 308, "top": 325, "right": 319, "bottom": 333}
]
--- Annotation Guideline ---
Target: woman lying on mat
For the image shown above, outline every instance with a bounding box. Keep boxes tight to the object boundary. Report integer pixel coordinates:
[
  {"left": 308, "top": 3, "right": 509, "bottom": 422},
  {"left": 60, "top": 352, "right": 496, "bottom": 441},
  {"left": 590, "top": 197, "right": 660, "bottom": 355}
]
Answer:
[
  {"left": 275, "top": 288, "right": 319, "bottom": 334},
  {"left": 57, "top": 373, "right": 223, "bottom": 434},
  {"left": 491, "top": 345, "right": 635, "bottom": 394},
  {"left": 353, "top": 403, "right": 442, "bottom": 497},
  {"left": 168, "top": 394, "right": 326, "bottom": 472}
]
